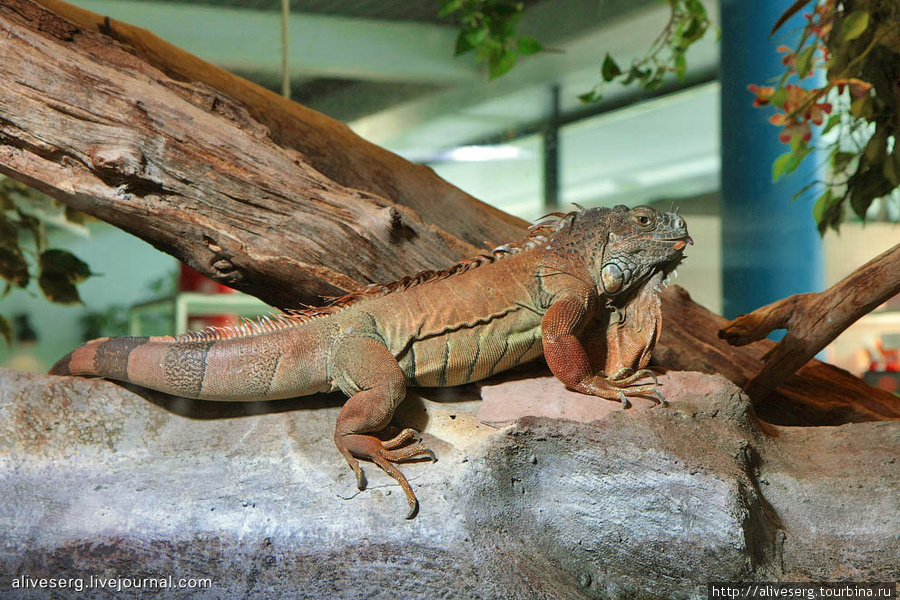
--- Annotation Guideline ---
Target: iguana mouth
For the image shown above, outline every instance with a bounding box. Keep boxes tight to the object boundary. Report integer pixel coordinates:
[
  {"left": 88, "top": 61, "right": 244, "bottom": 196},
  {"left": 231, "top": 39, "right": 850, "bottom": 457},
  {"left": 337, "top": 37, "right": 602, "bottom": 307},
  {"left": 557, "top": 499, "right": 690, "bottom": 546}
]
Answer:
[
  {"left": 670, "top": 235, "right": 693, "bottom": 251},
  {"left": 655, "top": 235, "right": 694, "bottom": 251}
]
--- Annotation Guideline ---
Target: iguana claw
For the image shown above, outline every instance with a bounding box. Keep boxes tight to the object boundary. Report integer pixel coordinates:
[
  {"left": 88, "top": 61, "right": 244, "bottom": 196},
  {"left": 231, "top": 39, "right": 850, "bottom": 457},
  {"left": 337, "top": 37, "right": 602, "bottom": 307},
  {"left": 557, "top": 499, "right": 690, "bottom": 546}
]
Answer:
[{"left": 336, "top": 427, "right": 435, "bottom": 519}]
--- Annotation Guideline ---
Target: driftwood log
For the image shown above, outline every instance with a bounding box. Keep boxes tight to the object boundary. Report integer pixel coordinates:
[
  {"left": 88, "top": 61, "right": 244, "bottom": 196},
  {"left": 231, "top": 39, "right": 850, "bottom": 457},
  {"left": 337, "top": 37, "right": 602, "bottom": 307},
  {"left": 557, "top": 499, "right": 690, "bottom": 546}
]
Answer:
[
  {"left": 719, "top": 243, "right": 900, "bottom": 400},
  {"left": 658, "top": 286, "right": 900, "bottom": 425},
  {"left": 0, "top": 0, "right": 897, "bottom": 424}
]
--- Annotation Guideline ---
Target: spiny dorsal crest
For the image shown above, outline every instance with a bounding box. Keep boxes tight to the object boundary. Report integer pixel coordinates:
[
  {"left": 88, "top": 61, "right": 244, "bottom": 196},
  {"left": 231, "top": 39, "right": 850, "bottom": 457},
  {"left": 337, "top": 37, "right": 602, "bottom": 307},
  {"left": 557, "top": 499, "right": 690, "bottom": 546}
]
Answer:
[{"left": 172, "top": 210, "right": 579, "bottom": 343}]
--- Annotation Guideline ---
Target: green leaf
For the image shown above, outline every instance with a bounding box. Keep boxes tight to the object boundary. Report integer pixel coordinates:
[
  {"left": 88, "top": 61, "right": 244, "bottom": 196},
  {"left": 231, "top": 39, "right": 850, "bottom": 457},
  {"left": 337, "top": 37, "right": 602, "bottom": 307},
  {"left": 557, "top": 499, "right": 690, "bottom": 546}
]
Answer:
[
  {"left": 681, "top": 19, "right": 700, "bottom": 45},
  {"left": 883, "top": 153, "right": 900, "bottom": 186},
  {"left": 822, "top": 114, "right": 841, "bottom": 135},
  {"left": 578, "top": 90, "right": 599, "bottom": 103},
  {"left": 489, "top": 50, "right": 517, "bottom": 79},
  {"left": 15, "top": 212, "right": 43, "bottom": 253},
  {"left": 812, "top": 189, "right": 843, "bottom": 235},
  {"left": 786, "top": 144, "right": 812, "bottom": 175},
  {"left": 812, "top": 189, "right": 833, "bottom": 225},
  {"left": 843, "top": 10, "right": 870, "bottom": 41},
  {"left": 772, "top": 151, "right": 794, "bottom": 181},
  {"left": 645, "top": 69, "right": 666, "bottom": 90},
  {"left": 795, "top": 46, "right": 815, "bottom": 79},
  {"left": 769, "top": 87, "right": 788, "bottom": 109},
  {"left": 621, "top": 67, "right": 639, "bottom": 85},
  {"left": 0, "top": 315, "right": 11, "bottom": 347},
  {"left": 832, "top": 151, "right": 856, "bottom": 172},
  {"left": 516, "top": 36, "right": 542, "bottom": 56},
  {"left": 864, "top": 129, "right": 888, "bottom": 164},
  {"left": 788, "top": 133, "right": 805, "bottom": 152},
  {"left": 37, "top": 248, "right": 94, "bottom": 305},
  {"left": 673, "top": 53, "right": 687, "bottom": 81},
  {"left": 685, "top": 0, "right": 707, "bottom": 19},
  {"left": 466, "top": 26, "right": 489, "bottom": 47},
  {"left": 455, "top": 30, "right": 475, "bottom": 55},
  {"left": 64, "top": 205, "right": 88, "bottom": 226},
  {"left": 40, "top": 249, "right": 93, "bottom": 283},
  {"left": 601, "top": 53, "right": 622, "bottom": 82},
  {"left": 0, "top": 213, "right": 19, "bottom": 250},
  {"left": 438, "top": 0, "right": 463, "bottom": 17},
  {"left": 888, "top": 150, "right": 900, "bottom": 187},
  {"left": 0, "top": 246, "right": 29, "bottom": 288},
  {"left": 38, "top": 271, "right": 81, "bottom": 304},
  {"left": 496, "top": 13, "right": 521, "bottom": 37},
  {"left": 493, "top": 2, "right": 521, "bottom": 18},
  {"left": 848, "top": 170, "right": 894, "bottom": 219}
]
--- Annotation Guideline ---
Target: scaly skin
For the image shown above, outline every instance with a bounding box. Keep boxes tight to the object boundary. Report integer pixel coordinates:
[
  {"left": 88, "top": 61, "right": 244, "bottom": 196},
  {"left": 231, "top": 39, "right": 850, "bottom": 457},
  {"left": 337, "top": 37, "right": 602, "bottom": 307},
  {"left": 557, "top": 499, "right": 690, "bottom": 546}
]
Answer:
[{"left": 51, "top": 205, "right": 691, "bottom": 518}]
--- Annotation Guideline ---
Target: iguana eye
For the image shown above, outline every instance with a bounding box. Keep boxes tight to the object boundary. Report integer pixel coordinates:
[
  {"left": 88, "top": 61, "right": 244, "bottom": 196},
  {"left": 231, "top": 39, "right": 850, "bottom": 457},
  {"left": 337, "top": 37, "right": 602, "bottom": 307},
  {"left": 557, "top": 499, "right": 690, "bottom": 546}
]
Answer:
[{"left": 632, "top": 208, "right": 657, "bottom": 229}]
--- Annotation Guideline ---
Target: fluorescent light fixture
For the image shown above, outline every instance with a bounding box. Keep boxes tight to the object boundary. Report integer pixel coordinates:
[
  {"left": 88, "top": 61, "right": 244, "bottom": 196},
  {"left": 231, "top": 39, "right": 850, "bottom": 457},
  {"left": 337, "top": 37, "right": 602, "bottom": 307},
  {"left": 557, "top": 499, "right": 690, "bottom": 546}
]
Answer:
[
  {"left": 445, "top": 144, "right": 530, "bottom": 162},
  {"left": 395, "top": 144, "right": 531, "bottom": 164}
]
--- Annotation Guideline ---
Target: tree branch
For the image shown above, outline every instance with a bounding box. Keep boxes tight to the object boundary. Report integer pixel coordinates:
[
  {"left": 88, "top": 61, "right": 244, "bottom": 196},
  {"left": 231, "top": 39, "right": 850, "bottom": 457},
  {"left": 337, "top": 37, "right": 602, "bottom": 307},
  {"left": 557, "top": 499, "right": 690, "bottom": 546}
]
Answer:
[
  {"left": 35, "top": 0, "right": 528, "bottom": 251},
  {"left": 657, "top": 285, "right": 900, "bottom": 425},
  {"left": 719, "top": 243, "right": 900, "bottom": 400},
  {"left": 0, "top": 0, "right": 527, "bottom": 308}
]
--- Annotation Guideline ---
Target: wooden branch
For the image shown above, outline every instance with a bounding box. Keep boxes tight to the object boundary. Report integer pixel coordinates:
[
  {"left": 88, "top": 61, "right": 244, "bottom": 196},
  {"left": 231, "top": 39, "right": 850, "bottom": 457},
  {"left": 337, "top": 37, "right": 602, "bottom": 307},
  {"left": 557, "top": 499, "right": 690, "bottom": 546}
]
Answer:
[
  {"left": 0, "top": 0, "right": 528, "bottom": 308},
  {"left": 656, "top": 285, "right": 900, "bottom": 425},
  {"left": 34, "top": 0, "right": 528, "bottom": 254},
  {"left": 719, "top": 243, "right": 900, "bottom": 400}
]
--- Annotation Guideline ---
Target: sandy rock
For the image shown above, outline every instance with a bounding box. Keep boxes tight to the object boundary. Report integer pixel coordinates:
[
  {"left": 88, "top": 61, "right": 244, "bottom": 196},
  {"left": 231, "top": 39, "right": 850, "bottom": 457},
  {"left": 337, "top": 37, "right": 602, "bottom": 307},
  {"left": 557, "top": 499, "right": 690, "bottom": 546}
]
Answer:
[{"left": 0, "top": 367, "right": 896, "bottom": 599}]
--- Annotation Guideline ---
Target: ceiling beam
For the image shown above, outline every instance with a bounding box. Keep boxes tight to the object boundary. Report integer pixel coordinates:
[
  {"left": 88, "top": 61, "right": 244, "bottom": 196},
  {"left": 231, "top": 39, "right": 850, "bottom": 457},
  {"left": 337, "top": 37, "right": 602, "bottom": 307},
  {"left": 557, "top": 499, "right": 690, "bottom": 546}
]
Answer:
[{"left": 68, "top": 0, "right": 480, "bottom": 83}]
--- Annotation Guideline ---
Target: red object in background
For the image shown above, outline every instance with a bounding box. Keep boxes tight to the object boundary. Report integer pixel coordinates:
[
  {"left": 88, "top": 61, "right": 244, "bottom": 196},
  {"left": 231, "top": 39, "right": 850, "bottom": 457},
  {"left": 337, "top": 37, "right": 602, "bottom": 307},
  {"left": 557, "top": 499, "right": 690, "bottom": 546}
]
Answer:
[
  {"left": 179, "top": 265, "right": 236, "bottom": 295},
  {"left": 873, "top": 339, "right": 900, "bottom": 372},
  {"left": 179, "top": 265, "right": 237, "bottom": 330}
]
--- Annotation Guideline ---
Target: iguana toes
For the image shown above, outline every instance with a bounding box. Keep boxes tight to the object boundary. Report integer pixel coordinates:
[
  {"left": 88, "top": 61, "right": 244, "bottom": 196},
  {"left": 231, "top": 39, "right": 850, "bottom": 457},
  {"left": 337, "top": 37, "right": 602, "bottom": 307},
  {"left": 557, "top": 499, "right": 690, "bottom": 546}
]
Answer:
[{"left": 51, "top": 205, "right": 691, "bottom": 518}]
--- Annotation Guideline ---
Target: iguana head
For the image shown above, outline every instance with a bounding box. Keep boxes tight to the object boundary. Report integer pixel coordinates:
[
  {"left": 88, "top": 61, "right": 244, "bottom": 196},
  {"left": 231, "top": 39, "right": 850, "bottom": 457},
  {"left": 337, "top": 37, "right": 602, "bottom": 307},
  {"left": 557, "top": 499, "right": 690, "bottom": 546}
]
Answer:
[{"left": 549, "top": 204, "right": 692, "bottom": 298}]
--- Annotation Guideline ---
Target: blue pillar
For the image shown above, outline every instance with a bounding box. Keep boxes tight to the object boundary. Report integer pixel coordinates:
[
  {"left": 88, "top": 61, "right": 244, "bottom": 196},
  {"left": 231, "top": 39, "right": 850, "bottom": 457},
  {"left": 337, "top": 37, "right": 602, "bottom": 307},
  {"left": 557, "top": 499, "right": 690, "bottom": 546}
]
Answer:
[{"left": 719, "top": 0, "right": 824, "bottom": 320}]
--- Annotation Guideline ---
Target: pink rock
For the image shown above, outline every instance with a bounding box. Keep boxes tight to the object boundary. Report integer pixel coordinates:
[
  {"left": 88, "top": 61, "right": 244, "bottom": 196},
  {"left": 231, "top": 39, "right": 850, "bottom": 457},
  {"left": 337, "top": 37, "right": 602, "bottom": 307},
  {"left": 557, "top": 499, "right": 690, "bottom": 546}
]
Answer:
[{"left": 477, "top": 370, "right": 660, "bottom": 426}]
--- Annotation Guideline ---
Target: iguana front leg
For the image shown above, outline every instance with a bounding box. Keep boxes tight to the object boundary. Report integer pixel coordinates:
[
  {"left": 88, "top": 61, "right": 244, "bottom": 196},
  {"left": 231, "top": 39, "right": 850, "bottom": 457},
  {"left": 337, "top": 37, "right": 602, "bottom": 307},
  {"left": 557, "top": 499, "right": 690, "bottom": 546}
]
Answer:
[
  {"left": 330, "top": 337, "right": 435, "bottom": 519},
  {"left": 542, "top": 295, "right": 661, "bottom": 406}
]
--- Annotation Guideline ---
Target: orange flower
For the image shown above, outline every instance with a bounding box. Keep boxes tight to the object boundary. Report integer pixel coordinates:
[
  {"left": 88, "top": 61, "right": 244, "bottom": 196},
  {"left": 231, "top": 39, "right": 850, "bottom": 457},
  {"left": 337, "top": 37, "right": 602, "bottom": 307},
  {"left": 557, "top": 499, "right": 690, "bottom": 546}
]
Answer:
[
  {"left": 747, "top": 84, "right": 775, "bottom": 106},
  {"left": 769, "top": 114, "right": 812, "bottom": 143},
  {"left": 777, "top": 45, "right": 797, "bottom": 67},
  {"left": 781, "top": 84, "right": 808, "bottom": 113},
  {"left": 807, "top": 101, "right": 832, "bottom": 125},
  {"left": 833, "top": 78, "right": 873, "bottom": 98}
]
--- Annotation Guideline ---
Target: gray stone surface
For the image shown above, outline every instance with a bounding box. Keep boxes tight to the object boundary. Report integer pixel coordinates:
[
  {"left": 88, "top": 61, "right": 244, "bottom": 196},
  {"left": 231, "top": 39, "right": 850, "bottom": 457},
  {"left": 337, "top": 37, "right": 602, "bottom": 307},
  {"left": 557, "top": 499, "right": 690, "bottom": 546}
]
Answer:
[{"left": 0, "top": 367, "right": 897, "bottom": 599}]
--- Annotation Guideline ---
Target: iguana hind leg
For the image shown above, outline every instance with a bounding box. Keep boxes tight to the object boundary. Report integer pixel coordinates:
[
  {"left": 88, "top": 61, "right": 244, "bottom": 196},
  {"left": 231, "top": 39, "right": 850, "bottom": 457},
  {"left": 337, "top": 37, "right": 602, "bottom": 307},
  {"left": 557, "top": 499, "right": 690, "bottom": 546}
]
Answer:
[{"left": 331, "top": 337, "right": 435, "bottom": 519}]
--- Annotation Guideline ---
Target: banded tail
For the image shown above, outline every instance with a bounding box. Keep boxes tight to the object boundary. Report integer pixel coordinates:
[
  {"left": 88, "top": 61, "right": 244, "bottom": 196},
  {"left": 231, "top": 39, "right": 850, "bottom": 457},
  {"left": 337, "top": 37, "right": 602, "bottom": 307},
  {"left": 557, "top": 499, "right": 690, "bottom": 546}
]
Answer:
[{"left": 50, "top": 330, "right": 329, "bottom": 401}]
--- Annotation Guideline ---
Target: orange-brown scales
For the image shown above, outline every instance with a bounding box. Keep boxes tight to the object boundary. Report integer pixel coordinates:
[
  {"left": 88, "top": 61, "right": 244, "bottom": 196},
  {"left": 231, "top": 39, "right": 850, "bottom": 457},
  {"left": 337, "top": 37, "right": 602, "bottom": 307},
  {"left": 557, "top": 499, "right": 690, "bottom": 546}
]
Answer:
[{"left": 52, "top": 204, "right": 691, "bottom": 518}]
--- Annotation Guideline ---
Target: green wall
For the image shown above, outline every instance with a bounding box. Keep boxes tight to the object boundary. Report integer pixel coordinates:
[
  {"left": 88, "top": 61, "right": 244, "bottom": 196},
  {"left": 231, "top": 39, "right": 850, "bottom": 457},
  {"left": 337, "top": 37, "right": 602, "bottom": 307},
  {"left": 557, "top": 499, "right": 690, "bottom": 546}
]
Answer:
[{"left": 0, "top": 224, "right": 177, "bottom": 372}]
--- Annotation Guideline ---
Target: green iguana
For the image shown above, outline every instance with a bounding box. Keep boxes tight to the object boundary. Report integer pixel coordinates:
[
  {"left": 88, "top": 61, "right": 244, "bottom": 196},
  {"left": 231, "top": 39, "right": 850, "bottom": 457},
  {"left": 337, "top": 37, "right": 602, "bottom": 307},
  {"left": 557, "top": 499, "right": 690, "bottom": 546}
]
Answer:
[{"left": 51, "top": 204, "right": 691, "bottom": 518}]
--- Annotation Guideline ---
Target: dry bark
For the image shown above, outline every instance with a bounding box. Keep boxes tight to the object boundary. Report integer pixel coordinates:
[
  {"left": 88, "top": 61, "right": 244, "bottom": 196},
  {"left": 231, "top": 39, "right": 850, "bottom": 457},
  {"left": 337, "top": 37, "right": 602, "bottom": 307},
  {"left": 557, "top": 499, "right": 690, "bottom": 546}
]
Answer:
[
  {"left": 0, "top": 0, "right": 526, "bottom": 308},
  {"left": 1, "top": 0, "right": 896, "bottom": 424},
  {"left": 656, "top": 285, "right": 900, "bottom": 425},
  {"left": 719, "top": 243, "right": 900, "bottom": 400}
]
